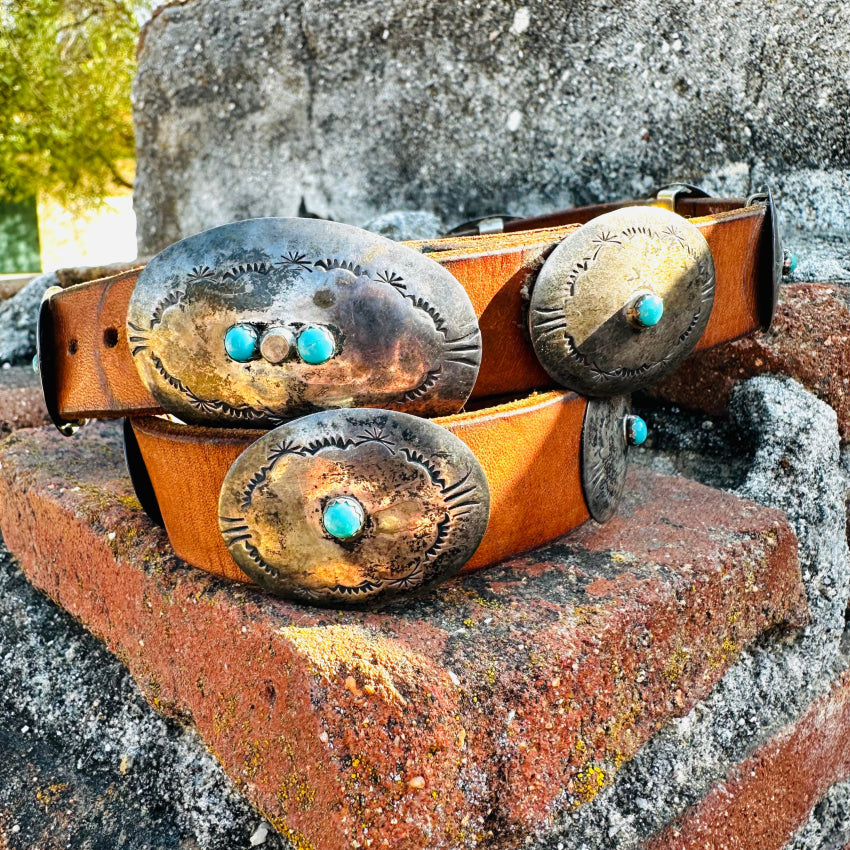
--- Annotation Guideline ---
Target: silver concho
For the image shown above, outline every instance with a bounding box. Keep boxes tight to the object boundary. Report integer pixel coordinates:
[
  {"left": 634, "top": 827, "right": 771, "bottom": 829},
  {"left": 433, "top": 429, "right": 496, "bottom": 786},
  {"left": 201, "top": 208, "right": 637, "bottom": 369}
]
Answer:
[
  {"left": 127, "top": 218, "right": 482, "bottom": 426},
  {"left": 529, "top": 206, "right": 716, "bottom": 397},
  {"left": 218, "top": 409, "right": 490, "bottom": 606},
  {"left": 580, "top": 396, "right": 631, "bottom": 523}
]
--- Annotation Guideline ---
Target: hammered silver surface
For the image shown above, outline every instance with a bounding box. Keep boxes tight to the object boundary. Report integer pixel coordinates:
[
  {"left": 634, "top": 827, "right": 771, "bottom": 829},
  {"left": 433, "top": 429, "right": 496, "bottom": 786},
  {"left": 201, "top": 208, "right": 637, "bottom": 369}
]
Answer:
[
  {"left": 580, "top": 396, "right": 630, "bottom": 523},
  {"left": 127, "top": 218, "right": 481, "bottom": 426},
  {"left": 218, "top": 409, "right": 490, "bottom": 606},
  {"left": 529, "top": 206, "right": 715, "bottom": 397}
]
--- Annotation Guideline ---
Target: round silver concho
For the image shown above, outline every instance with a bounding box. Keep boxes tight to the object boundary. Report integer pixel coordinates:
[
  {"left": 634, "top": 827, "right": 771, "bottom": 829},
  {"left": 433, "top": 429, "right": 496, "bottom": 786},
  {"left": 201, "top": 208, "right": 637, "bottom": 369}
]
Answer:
[
  {"left": 218, "top": 409, "right": 490, "bottom": 607},
  {"left": 529, "top": 206, "right": 716, "bottom": 397},
  {"left": 580, "top": 396, "right": 632, "bottom": 523},
  {"left": 127, "top": 218, "right": 481, "bottom": 427}
]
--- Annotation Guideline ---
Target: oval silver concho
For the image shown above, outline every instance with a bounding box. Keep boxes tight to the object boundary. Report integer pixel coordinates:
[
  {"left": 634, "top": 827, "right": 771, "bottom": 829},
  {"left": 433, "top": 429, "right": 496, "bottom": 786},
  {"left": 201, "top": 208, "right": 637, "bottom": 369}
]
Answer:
[
  {"left": 580, "top": 396, "right": 631, "bottom": 523},
  {"left": 218, "top": 409, "right": 490, "bottom": 606},
  {"left": 127, "top": 218, "right": 481, "bottom": 426},
  {"left": 529, "top": 207, "right": 715, "bottom": 397}
]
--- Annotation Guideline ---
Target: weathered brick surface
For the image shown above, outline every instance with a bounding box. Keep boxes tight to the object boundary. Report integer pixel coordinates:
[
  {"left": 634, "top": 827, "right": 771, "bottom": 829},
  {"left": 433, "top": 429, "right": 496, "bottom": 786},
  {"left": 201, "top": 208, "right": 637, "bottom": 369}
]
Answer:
[
  {"left": 0, "top": 423, "right": 807, "bottom": 850},
  {"left": 645, "top": 660, "right": 850, "bottom": 850},
  {"left": 0, "top": 274, "right": 34, "bottom": 300},
  {"left": 0, "top": 366, "right": 49, "bottom": 434},
  {"left": 650, "top": 283, "right": 850, "bottom": 441}
]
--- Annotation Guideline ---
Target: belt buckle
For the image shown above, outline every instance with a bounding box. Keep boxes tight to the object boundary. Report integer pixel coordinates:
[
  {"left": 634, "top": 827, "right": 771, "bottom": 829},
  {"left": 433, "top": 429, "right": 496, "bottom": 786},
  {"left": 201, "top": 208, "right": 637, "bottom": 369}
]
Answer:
[
  {"left": 652, "top": 182, "right": 710, "bottom": 210},
  {"left": 126, "top": 218, "right": 482, "bottom": 426},
  {"left": 528, "top": 205, "right": 716, "bottom": 397},
  {"left": 218, "top": 408, "right": 490, "bottom": 606},
  {"left": 441, "top": 214, "right": 522, "bottom": 237}
]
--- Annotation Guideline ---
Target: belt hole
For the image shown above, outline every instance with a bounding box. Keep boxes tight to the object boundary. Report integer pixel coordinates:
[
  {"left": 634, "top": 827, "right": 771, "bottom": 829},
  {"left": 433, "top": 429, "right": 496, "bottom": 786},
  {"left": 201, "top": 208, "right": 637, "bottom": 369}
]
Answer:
[
  {"left": 67, "top": 339, "right": 78, "bottom": 355},
  {"left": 103, "top": 327, "right": 119, "bottom": 349}
]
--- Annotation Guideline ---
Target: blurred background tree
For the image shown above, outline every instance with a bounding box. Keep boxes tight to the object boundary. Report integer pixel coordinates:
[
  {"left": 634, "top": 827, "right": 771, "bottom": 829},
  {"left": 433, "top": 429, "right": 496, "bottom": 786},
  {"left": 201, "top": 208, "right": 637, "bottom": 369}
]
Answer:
[{"left": 0, "top": 0, "right": 152, "bottom": 208}]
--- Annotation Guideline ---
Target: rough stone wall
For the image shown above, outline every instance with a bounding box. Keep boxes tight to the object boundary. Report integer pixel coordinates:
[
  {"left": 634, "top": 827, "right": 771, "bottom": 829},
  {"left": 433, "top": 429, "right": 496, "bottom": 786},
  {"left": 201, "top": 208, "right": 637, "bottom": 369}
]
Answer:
[
  {"left": 0, "top": 543, "right": 287, "bottom": 849},
  {"left": 789, "top": 778, "right": 850, "bottom": 850},
  {"left": 554, "top": 377, "right": 850, "bottom": 848},
  {"left": 133, "top": 0, "right": 850, "bottom": 264}
]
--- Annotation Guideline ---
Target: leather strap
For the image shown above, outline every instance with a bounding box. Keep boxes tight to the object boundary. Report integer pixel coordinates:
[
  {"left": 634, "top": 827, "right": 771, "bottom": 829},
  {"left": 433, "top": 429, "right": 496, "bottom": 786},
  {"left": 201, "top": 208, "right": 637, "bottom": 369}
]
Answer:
[
  {"left": 45, "top": 199, "right": 766, "bottom": 421},
  {"left": 499, "top": 195, "right": 747, "bottom": 231},
  {"left": 130, "top": 389, "right": 589, "bottom": 582}
]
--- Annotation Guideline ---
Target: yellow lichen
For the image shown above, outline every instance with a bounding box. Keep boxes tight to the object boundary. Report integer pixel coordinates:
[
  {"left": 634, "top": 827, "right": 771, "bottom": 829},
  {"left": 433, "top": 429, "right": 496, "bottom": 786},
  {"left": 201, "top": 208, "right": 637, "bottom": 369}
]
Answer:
[
  {"left": 663, "top": 647, "right": 690, "bottom": 683},
  {"left": 244, "top": 740, "right": 265, "bottom": 779},
  {"left": 35, "top": 783, "right": 68, "bottom": 807},
  {"left": 721, "top": 636, "right": 738, "bottom": 658},
  {"left": 264, "top": 816, "right": 316, "bottom": 850},
  {"left": 213, "top": 694, "right": 238, "bottom": 735},
  {"left": 277, "top": 623, "right": 419, "bottom": 708},
  {"left": 472, "top": 594, "right": 503, "bottom": 610},
  {"left": 573, "top": 765, "right": 606, "bottom": 804},
  {"left": 274, "top": 738, "right": 316, "bottom": 812},
  {"left": 709, "top": 635, "right": 741, "bottom": 668}
]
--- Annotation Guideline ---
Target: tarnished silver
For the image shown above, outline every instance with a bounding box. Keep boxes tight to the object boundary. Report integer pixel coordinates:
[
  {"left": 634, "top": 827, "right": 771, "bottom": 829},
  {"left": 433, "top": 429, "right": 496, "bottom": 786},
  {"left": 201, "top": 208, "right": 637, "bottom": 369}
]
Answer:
[
  {"left": 218, "top": 409, "right": 490, "bottom": 606},
  {"left": 442, "top": 214, "right": 521, "bottom": 237},
  {"left": 746, "top": 186, "right": 783, "bottom": 330},
  {"left": 259, "top": 326, "right": 295, "bottom": 364},
  {"left": 581, "top": 396, "right": 631, "bottom": 523},
  {"left": 529, "top": 206, "right": 716, "bottom": 397},
  {"left": 127, "top": 218, "right": 482, "bottom": 426},
  {"left": 653, "top": 183, "right": 710, "bottom": 211},
  {"left": 37, "top": 286, "right": 88, "bottom": 437}
]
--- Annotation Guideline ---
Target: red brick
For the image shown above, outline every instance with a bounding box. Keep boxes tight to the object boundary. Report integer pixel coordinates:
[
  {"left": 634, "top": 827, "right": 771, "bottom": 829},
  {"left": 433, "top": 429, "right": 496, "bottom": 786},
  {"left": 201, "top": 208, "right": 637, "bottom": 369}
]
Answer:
[
  {"left": 651, "top": 283, "right": 850, "bottom": 441},
  {"left": 645, "top": 667, "right": 850, "bottom": 850},
  {"left": 0, "top": 366, "right": 49, "bottom": 434},
  {"left": 0, "top": 423, "right": 808, "bottom": 850},
  {"left": 0, "top": 274, "right": 34, "bottom": 300}
]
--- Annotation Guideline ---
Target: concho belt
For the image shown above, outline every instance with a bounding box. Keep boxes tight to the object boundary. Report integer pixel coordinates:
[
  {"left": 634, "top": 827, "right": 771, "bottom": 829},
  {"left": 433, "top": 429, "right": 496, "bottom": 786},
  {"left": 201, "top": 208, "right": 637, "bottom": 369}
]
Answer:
[{"left": 37, "top": 186, "right": 788, "bottom": 605}]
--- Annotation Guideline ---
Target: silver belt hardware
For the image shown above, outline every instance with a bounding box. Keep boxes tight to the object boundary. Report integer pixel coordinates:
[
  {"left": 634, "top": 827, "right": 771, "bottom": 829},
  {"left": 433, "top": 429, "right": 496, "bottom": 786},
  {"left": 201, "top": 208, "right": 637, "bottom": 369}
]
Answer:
[
  {"left": 218, "top": 408, "right": 490, "bottom": 606},
  {"left": 126, "top": 218, "right": 483, "bottom": 427}
]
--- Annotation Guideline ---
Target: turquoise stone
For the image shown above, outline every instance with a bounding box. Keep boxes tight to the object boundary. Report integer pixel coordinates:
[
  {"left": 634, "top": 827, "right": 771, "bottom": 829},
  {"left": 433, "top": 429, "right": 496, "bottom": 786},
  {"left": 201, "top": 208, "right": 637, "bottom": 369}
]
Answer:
[
  {"left": 323, "top": 496, "right": 365, "bottom": 539},
  {"left": 634, "top": 293, "right": 664, "bottom": 328},
  {"left": 297, "top": 325, "right": 336, "bottom": 364},
  {"left": 627, "top": 415, "right": 648, "bottom": 447},
  {"left": 224, "top": 324, "right": 259, "bottom": 362},
  {"left": 786, "top": 251, "right": 799, "bottom": 275}
]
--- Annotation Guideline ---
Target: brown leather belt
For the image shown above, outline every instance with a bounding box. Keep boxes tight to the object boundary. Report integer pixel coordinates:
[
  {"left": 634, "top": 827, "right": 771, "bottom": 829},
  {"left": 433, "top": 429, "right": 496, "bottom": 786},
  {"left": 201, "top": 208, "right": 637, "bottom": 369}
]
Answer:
[
  {"left": 127, "top": 390, "right": 589, "bottom": 589},
  {"left": 37, "top": 188, "right": 784, "bottom": 605},
  {"left": 40, "top": 193, "right": 773, "bottom": 426}
]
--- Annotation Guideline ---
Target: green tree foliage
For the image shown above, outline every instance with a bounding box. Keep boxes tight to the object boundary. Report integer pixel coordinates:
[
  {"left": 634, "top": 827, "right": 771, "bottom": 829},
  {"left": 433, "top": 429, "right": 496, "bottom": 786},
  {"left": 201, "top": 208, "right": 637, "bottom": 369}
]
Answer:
[{"left": 0, "top": 0, "right": 150, "bottom": 206}]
